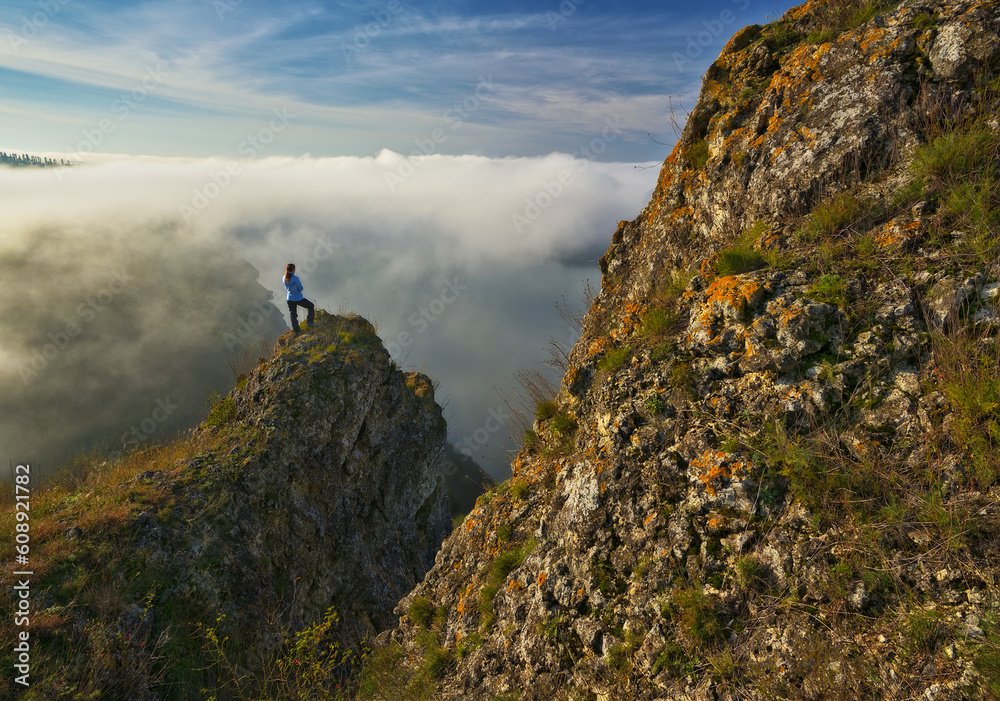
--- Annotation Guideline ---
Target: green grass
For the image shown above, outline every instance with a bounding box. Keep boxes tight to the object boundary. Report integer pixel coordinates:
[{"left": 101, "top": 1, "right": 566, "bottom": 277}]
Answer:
[
  {"left": 715, "top": 246, "right": 767, "bottom": 276},
  {"left": 806, "top": 28, "right": 838, "bottom": 44},
  {"left": 802, "top": 192, "right": 870, "bottom": 241},
  {"left": 523, "top": 429, "right": 542, "bottom": 454},
  {"left": 644, "top": 394, "right": 668, "bottom": 415},
  {"left": 765, "top": 19, "right": 800, "bottom": 52},
  {"left": 510, "top": 480, "right": 530, "bottom": 500},
  {"left": 933, "top": 328, "right": 1000, "bottom": 487},
  {"left": 409, "top": 597, "right": 435, "bottom": 628},
  {"left": 808, "top": 273, "right": 848, "bottom": 307},
  {"left": 598, "top": 345, "right": 632, "bottom": 372},
  {"left": 478, "top": 538, "right": 537, "bottom": 631},
  {"left": 535, "top": 399, "right": 559, "bottom": 422},
  {"left": 687, "top": 139, "right": 709, "bottom": 168},
  {"left": 204, "top": 393, "right": 238, "bottom": 429},
  {"left": 549, "top": 413, "right": 578, "bottom": 437},
  {"left": 670, "top": 586, "right": 725, "bottom": 646},
  {"left": 640, "top": 307, "right": 680, "bottom": 339}
]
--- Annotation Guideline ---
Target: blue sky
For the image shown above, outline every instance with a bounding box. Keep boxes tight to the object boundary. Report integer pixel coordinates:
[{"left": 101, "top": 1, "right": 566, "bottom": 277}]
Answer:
[{"left": 0, "top": 0, "right": 789, "bottom": 161}]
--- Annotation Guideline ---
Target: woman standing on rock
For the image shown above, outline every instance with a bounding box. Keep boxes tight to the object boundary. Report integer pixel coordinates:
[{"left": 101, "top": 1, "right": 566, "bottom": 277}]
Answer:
[{"left": 283, "top": 263, "right": 317, "bottom": 334}]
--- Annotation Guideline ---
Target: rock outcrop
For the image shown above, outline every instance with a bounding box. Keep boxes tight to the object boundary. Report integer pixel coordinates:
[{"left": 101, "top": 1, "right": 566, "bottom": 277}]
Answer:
[
  {"left": 386, "top": 1, "right": 1000, "bottom": 699},
  {"left": 162, "top": 311, "right": 451, "bottom": 649},
  {"left": 5, "top": 310, "right": 450, "bottom": 698}
]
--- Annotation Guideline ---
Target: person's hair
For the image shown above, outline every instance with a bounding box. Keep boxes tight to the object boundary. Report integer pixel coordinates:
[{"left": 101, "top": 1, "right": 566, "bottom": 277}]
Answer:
[{"left": 284, "top": 263, "right": 295, "bottom": 283}]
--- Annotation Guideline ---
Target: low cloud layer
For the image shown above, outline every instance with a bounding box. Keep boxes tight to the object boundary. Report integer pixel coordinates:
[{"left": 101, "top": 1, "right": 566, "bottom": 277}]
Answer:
[{"left": 0, "top": 152, "right": 657, "bottom": 479}]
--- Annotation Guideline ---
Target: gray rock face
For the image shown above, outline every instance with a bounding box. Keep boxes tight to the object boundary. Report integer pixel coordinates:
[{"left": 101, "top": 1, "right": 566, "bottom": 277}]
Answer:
[
  {"left": 386, "top": 1, "right": 1000, "bottom": 699},
  {"left": 148, "top": 311, "right": 451, "bottom": 659}
]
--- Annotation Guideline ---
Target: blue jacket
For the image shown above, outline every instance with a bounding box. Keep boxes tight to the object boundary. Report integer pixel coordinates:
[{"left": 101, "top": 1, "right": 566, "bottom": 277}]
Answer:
[{"left": 283, "top": 274, "right": 304, "bottom": 302}]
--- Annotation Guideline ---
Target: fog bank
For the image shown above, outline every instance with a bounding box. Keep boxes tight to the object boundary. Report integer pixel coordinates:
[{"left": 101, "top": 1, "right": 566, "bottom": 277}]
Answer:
[{"left": 0, "top": 151, "right": 658, "bottom": 478}]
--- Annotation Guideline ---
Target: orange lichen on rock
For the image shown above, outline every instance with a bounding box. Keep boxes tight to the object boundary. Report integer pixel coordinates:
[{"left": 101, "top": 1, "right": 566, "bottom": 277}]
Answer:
[
  {"left": 587, "top": 336, "right": 609, "bottom": 359},
  {"left": 875, "top": 218, "right": 922, "bottom": 249},
  {"left": 610, "top": 301, "right": 648, "bottom": 342},
  {"left": 705, "top": 275, "right": 765, "bottom": 316},
  {"left": 692, "top": 449, "right": 749, "bottom": 496}
]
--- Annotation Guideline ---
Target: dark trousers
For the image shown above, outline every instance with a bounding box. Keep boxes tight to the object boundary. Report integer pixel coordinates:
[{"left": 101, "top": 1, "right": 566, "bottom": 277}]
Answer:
[{"left": 287, "top": 298, "right": 315, "bottom": 330}]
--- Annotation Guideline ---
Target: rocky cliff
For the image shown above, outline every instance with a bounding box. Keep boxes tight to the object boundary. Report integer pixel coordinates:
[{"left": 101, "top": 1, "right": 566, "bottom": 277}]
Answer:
[
  {"left": 384, "top": 0, "right": 1000, "bottom": 699},
  {"left": 1, "top": 310, "right": 450, "bottom": 698}
]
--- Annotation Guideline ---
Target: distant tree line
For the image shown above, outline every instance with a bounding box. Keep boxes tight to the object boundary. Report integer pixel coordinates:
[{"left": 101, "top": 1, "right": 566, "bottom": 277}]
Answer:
[{"left": 0, "top": 151, "right": 76, "bottom": 168}]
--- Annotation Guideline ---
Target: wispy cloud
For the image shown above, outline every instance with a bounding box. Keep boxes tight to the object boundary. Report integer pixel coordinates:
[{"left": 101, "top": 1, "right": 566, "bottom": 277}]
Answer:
[{"left": 0, "top": 0, "right": 789, "bottom": 159}]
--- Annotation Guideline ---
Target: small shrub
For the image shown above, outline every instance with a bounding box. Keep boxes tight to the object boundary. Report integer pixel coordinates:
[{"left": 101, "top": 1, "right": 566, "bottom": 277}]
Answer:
[
  {"left": 687, "top": 139, "right": 709, "bottom": 168},
  {"left": 523, "top": 429, "right": 541, "bottom": 454},
  {"left": 934, "top": 328, "right": 1000, "bottom": 487},
  {"left": 409, "top": 597, "right": 435, "bottom": 628},
  {"left": 590, "top": 558, "right": 617, "bottom": 596},
  {"left": 540, "top": 613, "right": 565, "bottom": 642},
  {"left": 766, "top": 20, "right": 800, "bottom": 51},
  {"left": 974, "top": 616, "right": 1000, "bottom": 697},
  {"left": 204, "top": 393, "right": 237, "bottom": 429},
  {"left": 806, "top": 28, "right": 838, "bottom": 44},
  {"left": 848, "top": 0, "right": 891, "bottom": 28},
  {"left": 479, "top": 538, "right": 537, "bottom": 630},
  {"left": 734, "top": 556, "right": 768, "bottom": 592},
  {"left": 633, "top": 555, "right": 655, "bottom": 578},
  {"left": 809, "top": 273, "right": 848, "bottom": 307},
  {"left": 651, "top": 641, "right": 690, "bottom": 678},
  {"left": 903, "top": 607, "right": 950, "bottom": 657},
  {"left": 911, "top": 10, "right": 934, "bottom": 28},
  {"left": 645, "top": 394, "right": 667, "bottom": 415},
  {"left": 424, "top": 643, "right": 455, "bottom": 679},
  {"left": 669, "top": 361, "right": 698, "bottom": 401},
  {"left": 942, "top": 174, "right": 1000, "bottom": 233},
  {"left": 535, "top": 399, "right": 559, "bottom": 422},
  {"left": 803, "top": 191, "right": 869, "bottom": 240},
  {"left": 708, "top": 650, "right": 736, "bottom": 682},
  {"left": 549, "top": 413, "right": 578, "bottom": 437},
  {"left": 672, "top": 586, "right": 725, "bottom": 646},
  {"left": 457, "top": 632, "right": 483, "bottom": 659},
  {"left": 661, "top": 268, "right": 694, "bottom": 299},
  {"left": 598, "top": 346, "right": 632, "bottom": 372},
  {"left": 650, "top": 340, "right": 678, "bottom": 362},
  {"left": 510, "top": 480, "right": 530, "bottom": 500},
  {"left": 640, "top": 307, "right": 680, "bottom": 339},
  {"left": 607, "top": 642, "right": 631, "bottom": 674},
  {"left": 715, "top": 246, "right": 767, "bottom": 277}
]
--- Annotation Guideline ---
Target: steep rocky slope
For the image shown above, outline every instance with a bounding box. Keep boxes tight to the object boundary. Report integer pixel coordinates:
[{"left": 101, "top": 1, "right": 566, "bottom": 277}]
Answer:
[
  {"left": 0, "top": 311, "right": 450, "bottom": 699},
  {"left": 384, "top": 1, "right": 1000, "bottom": 699}
]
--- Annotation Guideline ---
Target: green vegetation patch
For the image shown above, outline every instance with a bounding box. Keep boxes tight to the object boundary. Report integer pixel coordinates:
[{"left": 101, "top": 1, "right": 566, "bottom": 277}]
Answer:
[
  {"left": 687, "top": 139, "right": 710, "bottom": 168},
  {"left": 802, "top": 191, "right": 871, "bottom": 241},
  {"left": 715, "top": 246, "right": 767, "bottom": 277},
  {"left": 478, "top": 537, "right": 537, "bottom": 631},
  {"left": 598, "top": 345, "right": 632, "bottom": 372}
]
